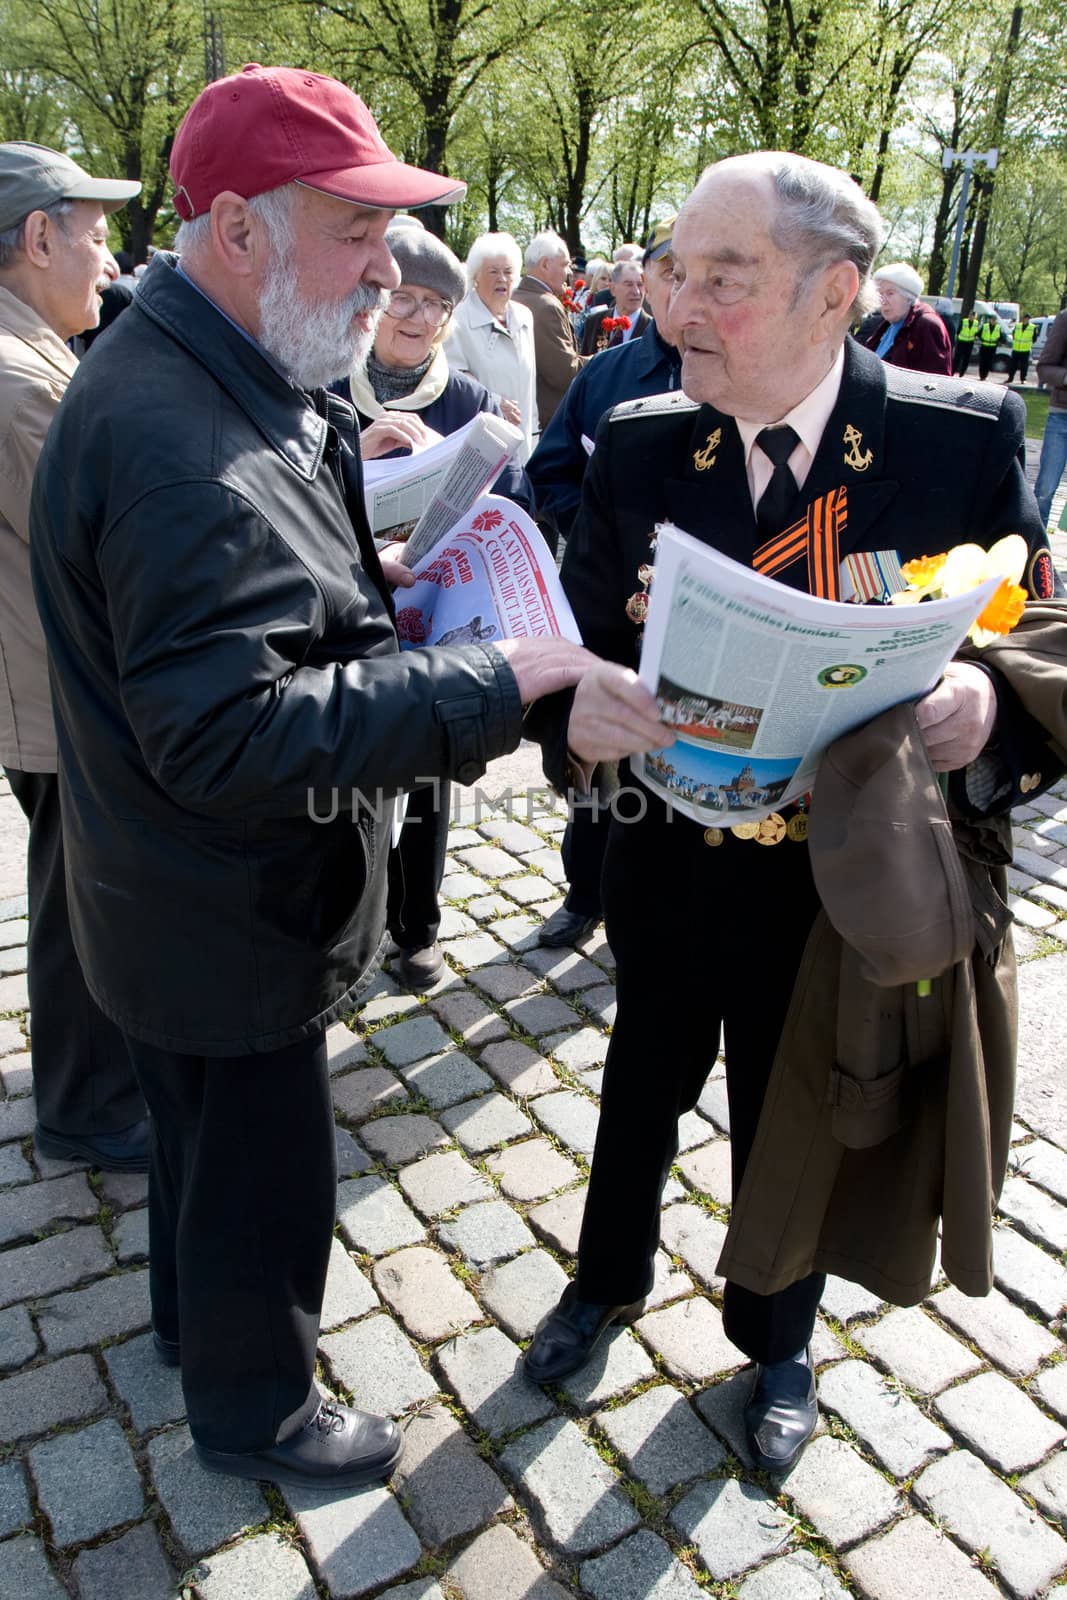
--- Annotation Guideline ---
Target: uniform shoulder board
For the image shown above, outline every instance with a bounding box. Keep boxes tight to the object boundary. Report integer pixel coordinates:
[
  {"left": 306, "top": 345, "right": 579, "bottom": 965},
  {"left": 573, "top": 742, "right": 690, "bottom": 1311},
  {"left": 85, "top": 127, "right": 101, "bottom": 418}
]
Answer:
[
  {"left": 884, "top": 365, "right": 1007, "bottom": 421},
  {"left": 607, "top": 391, "right": 699, "bottom": 423}
]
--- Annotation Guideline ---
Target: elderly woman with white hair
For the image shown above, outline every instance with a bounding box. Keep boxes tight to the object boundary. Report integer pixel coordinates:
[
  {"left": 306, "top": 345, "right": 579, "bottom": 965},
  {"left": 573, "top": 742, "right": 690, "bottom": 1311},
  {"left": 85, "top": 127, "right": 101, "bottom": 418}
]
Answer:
[
  {"left": 448, "top": 231, "right": 538, "bottom": 460},
  {"left": 861, "top": 261, "right": 951, "bottom": 375}
]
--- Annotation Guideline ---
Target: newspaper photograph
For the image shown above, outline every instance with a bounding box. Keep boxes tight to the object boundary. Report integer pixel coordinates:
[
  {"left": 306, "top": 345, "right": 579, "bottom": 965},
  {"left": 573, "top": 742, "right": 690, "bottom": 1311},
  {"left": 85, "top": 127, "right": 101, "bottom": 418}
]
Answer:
[
  {"left": 360, "top": 412, "right": 522, "bottom": 559},
  {"left": 634, "top": 523, "right": 1001, "bottom": 826},
  {"left": 394, "top": 493, "right": 581, "bottom": 650}
]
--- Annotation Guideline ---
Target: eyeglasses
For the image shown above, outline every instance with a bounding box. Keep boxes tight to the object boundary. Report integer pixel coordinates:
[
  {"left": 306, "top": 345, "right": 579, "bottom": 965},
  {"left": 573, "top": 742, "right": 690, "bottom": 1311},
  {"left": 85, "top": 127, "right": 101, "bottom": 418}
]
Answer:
[{"left": 385, "top": 291, "right": 453, "bottom": 328}]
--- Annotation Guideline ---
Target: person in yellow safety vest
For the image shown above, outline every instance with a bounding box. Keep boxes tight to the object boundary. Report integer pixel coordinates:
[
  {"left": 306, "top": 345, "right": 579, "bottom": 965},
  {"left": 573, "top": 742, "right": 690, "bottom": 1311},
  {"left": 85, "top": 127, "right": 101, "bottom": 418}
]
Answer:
[
  {"left": 1009, "top": 315, "right": 1036, "bottom": 384},
  {"left": 978, "top": 314, "right": 1002, "bottom": 380},
  {"left": 953, "top": 311, "right": 981, "bottom": 375}
]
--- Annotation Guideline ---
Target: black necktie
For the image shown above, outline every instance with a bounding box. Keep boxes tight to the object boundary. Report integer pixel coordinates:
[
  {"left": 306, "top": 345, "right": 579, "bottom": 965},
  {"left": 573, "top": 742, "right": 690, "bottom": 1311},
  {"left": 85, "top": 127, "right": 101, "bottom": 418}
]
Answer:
[{"left": 754, "top": 424, "right": 800, "bottom": 537}]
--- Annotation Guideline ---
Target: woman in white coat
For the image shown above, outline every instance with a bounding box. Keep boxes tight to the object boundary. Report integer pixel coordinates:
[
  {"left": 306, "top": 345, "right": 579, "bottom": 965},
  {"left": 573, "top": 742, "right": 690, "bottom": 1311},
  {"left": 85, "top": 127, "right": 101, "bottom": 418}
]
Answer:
[{"left": 448, "top": 232, "right": 539, "bottom": 460}]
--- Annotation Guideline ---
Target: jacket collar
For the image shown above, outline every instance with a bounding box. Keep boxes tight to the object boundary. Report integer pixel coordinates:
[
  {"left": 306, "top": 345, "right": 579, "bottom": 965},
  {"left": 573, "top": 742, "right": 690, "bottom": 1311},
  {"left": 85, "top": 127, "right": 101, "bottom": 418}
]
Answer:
[
  {"left": 461, "top": 291, "right": 515, "bottom": 332},
  {"left": 347, "top": 346, "right": 450, "bottom": 417},
  {"left": 0, "top": 284, "right": 78, "bottom": 383},
  {"left": 134, "top": 254, "right": 328, "bottom": 481},
  {"left": 635, "top": 320, "right": 681, "bottom": 383}
]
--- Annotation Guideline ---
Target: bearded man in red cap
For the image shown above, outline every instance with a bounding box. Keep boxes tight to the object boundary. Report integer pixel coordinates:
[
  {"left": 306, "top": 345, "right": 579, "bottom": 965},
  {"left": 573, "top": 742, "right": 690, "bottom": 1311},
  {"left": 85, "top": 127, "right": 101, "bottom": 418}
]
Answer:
[{"left": 28, "top": 65, "right": 598, "bottom": 1491}]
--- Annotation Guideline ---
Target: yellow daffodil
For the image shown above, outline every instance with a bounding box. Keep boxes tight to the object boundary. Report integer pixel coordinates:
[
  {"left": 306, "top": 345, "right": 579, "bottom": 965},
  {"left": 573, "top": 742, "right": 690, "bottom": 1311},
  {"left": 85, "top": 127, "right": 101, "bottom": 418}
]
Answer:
[{"left": 892, "top": 534, "right": 1028, "bottom": 647}]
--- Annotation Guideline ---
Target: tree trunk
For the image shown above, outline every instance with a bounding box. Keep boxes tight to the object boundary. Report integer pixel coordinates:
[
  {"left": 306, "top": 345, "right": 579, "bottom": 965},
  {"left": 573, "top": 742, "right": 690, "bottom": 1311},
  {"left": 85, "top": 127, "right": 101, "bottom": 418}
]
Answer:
[{"left": 959, "top": 4, "right": 1023, "bottom": 313}]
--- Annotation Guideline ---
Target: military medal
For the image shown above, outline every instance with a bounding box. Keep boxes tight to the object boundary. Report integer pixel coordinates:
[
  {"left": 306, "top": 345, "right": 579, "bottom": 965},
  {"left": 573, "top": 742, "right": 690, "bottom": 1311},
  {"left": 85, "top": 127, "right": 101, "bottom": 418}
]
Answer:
[
  {"left": 730, "top": 820, "right": 760, "bottom": 840},
  {"left": 703, "top": 826, "right": 724, "bottom": 847},
  {"left": 754, "top": 812, "right": 787, "bottom": 845},
  {"left": 787, "top": 813, "right": 809, "bottom": 842}
]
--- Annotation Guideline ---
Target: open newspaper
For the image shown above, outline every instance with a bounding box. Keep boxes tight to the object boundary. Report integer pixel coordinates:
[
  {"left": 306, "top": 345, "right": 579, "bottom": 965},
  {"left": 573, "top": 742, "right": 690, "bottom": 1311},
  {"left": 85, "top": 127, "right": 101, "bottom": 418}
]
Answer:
[
  {"left": 634, "top": 523, "right": 1001, "bottom": 826},
  {"left": 393, "top": 493, "right": 580, "bottom": 649},
  {"left": 360, "top": 412, "right": 522, "bottom": 561}
]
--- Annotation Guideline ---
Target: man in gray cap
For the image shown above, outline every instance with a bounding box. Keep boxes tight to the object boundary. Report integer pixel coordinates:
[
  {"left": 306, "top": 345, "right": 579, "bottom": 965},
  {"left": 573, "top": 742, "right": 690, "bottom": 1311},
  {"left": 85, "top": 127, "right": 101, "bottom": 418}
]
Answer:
[{"left": 0, "top": 141, "right": 147, "bottom": 1172}]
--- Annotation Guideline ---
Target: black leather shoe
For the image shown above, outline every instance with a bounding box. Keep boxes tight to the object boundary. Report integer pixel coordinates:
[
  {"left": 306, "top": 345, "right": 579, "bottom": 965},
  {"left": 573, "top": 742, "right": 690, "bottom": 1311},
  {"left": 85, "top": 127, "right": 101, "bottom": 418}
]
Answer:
[
  {"left": 194, "top": 1399, "right": 402, "bottom": 1489},
  {"left": 394, "top": 942, "right": 445, "bottom": 990},
  {"left": 35, "top": 1118, "right": 151, "bottom": 1174},
  {"left": 537, "top": 906, "right": 599, "bottom": 949},
  {"left": 152, "top": 1331, "right": 181, "bottom": 1368},
  {"left": 743, "top": 1346, "right": 817, "bottom": 1473},
  {"left": 524, "top": 1283, "right": 642, "bottom": 1384}
]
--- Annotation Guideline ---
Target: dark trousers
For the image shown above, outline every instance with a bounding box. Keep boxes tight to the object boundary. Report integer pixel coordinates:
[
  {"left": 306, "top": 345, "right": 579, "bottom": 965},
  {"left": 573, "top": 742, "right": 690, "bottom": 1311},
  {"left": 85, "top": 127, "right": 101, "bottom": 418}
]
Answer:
[
  {"left": 953, "top": 340, "right": 974, "bottom": 376},
  {"left": 978, "top": 344, "right": 998, "bottom": 380},
  {"left": 560, "top": 800, "right": 611, "bottom": 918},
  {"left": 125, "top": 1029, "right": 334, "bottom": 1452},
  {"left": 387, "top": 782, "right": 449, "bottom": 951},
  {"left": 575, "top": 798, "right": 825, "bottom": 1364},
  {"left": 1008, "top": 351, "right": 1031, "bottom": 383},
  {"left": 5, "top": 767, "right": 142, "bottom": 1136}
]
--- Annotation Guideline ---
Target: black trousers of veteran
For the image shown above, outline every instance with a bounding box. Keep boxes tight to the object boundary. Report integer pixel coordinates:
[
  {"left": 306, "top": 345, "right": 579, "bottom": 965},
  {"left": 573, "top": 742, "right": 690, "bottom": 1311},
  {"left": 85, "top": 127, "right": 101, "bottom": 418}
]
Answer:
[
  {"left": 124, "top": 1029, "right": 334, "bottom": 1453},
  {"left": 574, "top": 784, "right": 825, "bottom": 1365},
  {"left": 4, "top": 768, "right": 143, "bottom": 1137}
]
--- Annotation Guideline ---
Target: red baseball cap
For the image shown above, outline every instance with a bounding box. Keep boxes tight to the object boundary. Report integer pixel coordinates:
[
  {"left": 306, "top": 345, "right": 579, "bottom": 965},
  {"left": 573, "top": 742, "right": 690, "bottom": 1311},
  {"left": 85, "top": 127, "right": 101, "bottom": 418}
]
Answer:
[{"left": 170, "top": 63, "right": 466, "bottom": 220}]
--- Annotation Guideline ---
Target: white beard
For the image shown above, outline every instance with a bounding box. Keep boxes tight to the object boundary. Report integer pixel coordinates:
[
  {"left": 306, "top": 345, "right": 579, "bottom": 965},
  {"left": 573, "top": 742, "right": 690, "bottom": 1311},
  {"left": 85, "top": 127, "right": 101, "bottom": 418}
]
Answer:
[{"left": 257, "top": 254, "right": 386, "bottom": 389}]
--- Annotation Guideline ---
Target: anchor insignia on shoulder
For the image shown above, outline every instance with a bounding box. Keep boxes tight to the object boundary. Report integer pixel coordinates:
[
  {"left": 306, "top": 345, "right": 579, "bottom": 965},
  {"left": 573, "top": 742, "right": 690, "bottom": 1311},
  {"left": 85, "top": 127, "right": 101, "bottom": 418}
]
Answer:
[
  {"left": 693, "top": 429, "right": 722, "bottom": 471},
  {"left": 843, "top": 424, "right": 873, "bottom": 472}
]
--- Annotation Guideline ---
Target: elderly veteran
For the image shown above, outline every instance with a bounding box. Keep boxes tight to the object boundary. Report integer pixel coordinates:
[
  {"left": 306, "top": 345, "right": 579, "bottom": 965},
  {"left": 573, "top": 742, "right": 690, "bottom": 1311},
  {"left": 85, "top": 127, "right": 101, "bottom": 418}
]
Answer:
[
  {"left": 861, "top": 261, "right": 952, "bottom": 375},
  {"left": 448, "top": 231, "right": 538, "bottom": 461},
  {"left": 523, "top": 150, "right": 1065, "bottom": 1478}
]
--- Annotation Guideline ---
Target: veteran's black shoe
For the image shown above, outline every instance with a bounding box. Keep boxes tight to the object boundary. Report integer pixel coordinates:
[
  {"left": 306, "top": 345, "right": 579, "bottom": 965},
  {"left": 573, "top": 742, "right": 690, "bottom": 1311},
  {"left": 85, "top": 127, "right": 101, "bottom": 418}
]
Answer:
[
  {"left": 743, "top": 1346, "right": 817, "bottom": 1474},
  {"left": 194, "top": 1400, "right": 402, "bottom": 1489},
  {"left": 537, "top": 906, "right": 599, "bottom": 949},
  {"left": 152, "top": 1331, "right": 181, "bottom": 1368},
  {"left": 35, "top": 1117, "right": 151, "bottom": 1174},
  {"left": 394, "top": 942, "right": 445, "bottom": 991},
  {"left": 524, "top": 1283, "right": 642, "bottom": 1384}
]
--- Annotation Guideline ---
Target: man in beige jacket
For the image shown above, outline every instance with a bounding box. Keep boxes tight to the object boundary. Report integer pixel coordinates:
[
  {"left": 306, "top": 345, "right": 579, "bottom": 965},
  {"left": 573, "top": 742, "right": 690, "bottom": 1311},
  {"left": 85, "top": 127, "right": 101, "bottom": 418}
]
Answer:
[
  {"left": 0, "top": 141, "right": 148, "bottom": 1170},
  {"left": 513, "top": 230, "right": 587, "bottom": 430}
]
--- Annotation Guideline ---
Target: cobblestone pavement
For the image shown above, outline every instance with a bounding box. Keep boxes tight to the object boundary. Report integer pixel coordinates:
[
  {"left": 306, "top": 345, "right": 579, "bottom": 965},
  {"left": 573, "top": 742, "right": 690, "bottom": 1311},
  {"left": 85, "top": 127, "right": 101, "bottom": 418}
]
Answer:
[{"left": 4, "top": 506, "right": 1067, "bottom": 1600}]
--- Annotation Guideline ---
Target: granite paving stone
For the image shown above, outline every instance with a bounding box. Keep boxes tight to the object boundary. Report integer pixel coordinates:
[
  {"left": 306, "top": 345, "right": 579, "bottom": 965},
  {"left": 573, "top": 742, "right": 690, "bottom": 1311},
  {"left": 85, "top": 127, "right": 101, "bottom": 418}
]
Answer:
[
  {"left": 392, "top": 1401, "right": 512, "bottom": 1544},
  {"left": 438, "top": 1197, "right": 535, "bottom": 1265},
  {"left": 636, "top": 1297, "right": 747, "bottom": 1383},
  {"left": 36, "top": 1265, "right": 150, "bottom": 1354},
  {"left": 359, "top": 980, "right": 421, "bottom": 1026},
  {"left": 379, "top": 1583, "right": 445, "bottom": 1600},
  {"left": 693, "top": 1371, "right": 762, "bottom": 1465},
  {"left": 930, "top": 1284, "right": 1060, "bottom": 1375},
  {"left": 487, "top": 1137, "right": 580, "bottom": 1200},
  {"left": 335, "top": 1126, "right": 373, "bottom": 1176},
  {"left": 0, "top": 1012, "right": 26, "bottom": 1045},
  {"left": 811, "top": 1317, "right": 847, "bottom": 1366},
  {"left": 582, "top": 984, "right": 617, "bottom": 1025},
  {"left": 72, "top": 1523, "right": 175, "bottom": 1600},
  {"left": 644, "top": 1249, "right": 695, "bottom": 1310},
  {"left": 487, "top": 912, "right": 542, "bottom": 948},
  {"left": 397, "top": 1048, "right": 492, "bottom": 1108},
  {"left": 580, "top": 1530, "right": 708, "bottom": 1600},
  {"left": 779, "top": 1434, "right": 901, "bottom": 1546},
  {"left": 480, "top": 1039, "right": 559, "bottom": 1096},
  {"left": 30, "top": 1418, "right": 143, "bottom": 1546},
  {"left": 914, "top": 1447, "right": 1067, "bottom": 1597},
  {"left": 113, "top": 1207, "right": 149, "bottom": 1264},
  {"left": 454, "top": 843, "right": 525, "bottom": 877},
  {"left": 504, "top": 874, "right": 558, "bottom": 905},
  {"left": 321, "top": 1313, "right": 437, "bottom": 1413},
  {"left": 844, "top": 1516, "right": 1002, "bottom": 1600},
  {"left": 676, "top": 1138, "right": 733, "bottom": 1203},
  {"left": 530, "top": 1089, "right": 600, "bottom": 1155},
  {"left": 477, "top": 817, "right": 546, "bottom": 853},
  {"left": 558, "top": 1325, "right": 657, "bottom": 1412},
  {"left": 359, "top": 1112, "right": 450, "bottom": 1166},
  {"left": 439, "top": 1091, "right": 532, "bottom": 1152},
  {"left": 397, "top": 1149, "right": 494, "bottom": 1217},
  {"left": 739, "top": 1549, "right": 851, "bottom": 1599},
  {"left": 0, "top": 1457, "right": 30, "bottom": 1535},
  {"left": 336, "top": 1175, "right": 427, "bottom": 1254},
  {"left": 0, "top": 971, "right": 29, "bottom": 1010},
  {"left": 1019, "top": 1449, "right": 1067, "bottom": 1527},
  {"left": 468, "top": 961, "right": 541, "bottom": 1001},
  {"left": 442, "top": 931, "right": 509, "bottom": 968},
  {"left": 326, "top": 1021, "right": 368, "bottom": 1074},
  {"left": 500, "top": 1416, "right": 640, "bottom": 1555},
  {"left": 854, "top": 1304, "right": 982, "bottom": 1394},
  {"left": 0, "top": 1303, "right": 37, "bottom": 1371},
  {"left": 818, "top": 1359, "right": 951, "bottom": 1477},
  {"left": 0, "top": 1142, "right": 33, "bottom": 1186},
  {"left": 676, "top": 1110, "right": 715, "bottom": 1152},
  {"left": 434, "top": 1324, "right": 556, "bottom": 1437},
  {"left": 670, "top": 1477, "right": 793, "bottom": 1581},
  {"left": 375, "top": 1014, "right": 452, "bottom": 1067},
  {"left": 0, "top": 1051, "right": 31, "bottom": 1094},
  {"left": 0, "top": 1537, "right": 66, "bottom": 1600},
  {"left": 320, "top": 1236, "right": 378, "bottom": 1331},
  {"left": 426, "top": 987, "right": 510, "bottom": 1046},
  {"left": 659, "top": 1203, "right": 728, "bottom": 1290},
  {"left": 466, "top": 892, "right": 515, "bottom": 922},
  {"left": 1015, "top": 1137, "right": 1067, "bottom": 1203},
  {"left": 479, "top": 1248, "right": 569, "bottom": 1340},
  {"left": 993, "top": 1223, "right": 1067, "bottom": 1318},
  {"left": 148, "top": 1425, "right": 268, "bottom": 1558},
  {"left": 521, "top": 848, "right": 567, "bottom": 883},
  {"left": 819, "top": 1275, "right": 883, "bottom": 1322},
  {"left": 505, "top": 992, "right": 581, "bottom": 1036},
  {"left": 286, "top": 1483, "right": 421, "bottom": 1598},
  {"left": 438, "top": 905, "right": 477, "bottom": 939},
  {"left": 522, "top": 947, "right": 605, "bottom": 990},
  {"left": 596, "top": 1384, "right": 725, "bottom": 1492},
  {"left": 0, "top": 1223, "right": 111, "bottom": 1307},
  {"left": 528, "top": 1185, "right": 586, "bottom": 1255},
  {"left": 104, "top": 1330, "right": 186, "bottom": 1432},
  {"left": 195, "top": 1533, "right": 317, "bottom": 1600},
  {"left": 441, "top": 870, "right": 490, "bottom": 901},
  {"left": 934, "top": 1370, "right": 1066, "bottom": 1471},
  {"left": 372, "top": 1245, "right": 480, "bottom": 1340},
  {"left": 542, "top": 1027, "right": 610, "bottom": 1071},
  {"left": 0, "top": 1351, "right": 106, "bottom": 1444},
  {"left": 1032, "top": 1362, "right": 1067, "bottom": 1422},
  {"left": 446, "top": 1523, "right": 572, "bottom": 1600},
  {"left": 697, "top": 1076, "right": 730, "bottom": 1130},
  {"left": 332, "top": 1066, "right": 409, "bottom": 1122}
]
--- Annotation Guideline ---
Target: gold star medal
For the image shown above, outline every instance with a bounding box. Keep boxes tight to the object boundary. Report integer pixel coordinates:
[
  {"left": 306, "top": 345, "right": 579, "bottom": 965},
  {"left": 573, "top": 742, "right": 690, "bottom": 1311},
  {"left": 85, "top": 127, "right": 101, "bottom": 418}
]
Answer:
[
  {"left": 730, "top": 820, "right": 760, "bottom": 840},
  {"left": 754, "top": 813, "right": 787, "bottom": 845}
]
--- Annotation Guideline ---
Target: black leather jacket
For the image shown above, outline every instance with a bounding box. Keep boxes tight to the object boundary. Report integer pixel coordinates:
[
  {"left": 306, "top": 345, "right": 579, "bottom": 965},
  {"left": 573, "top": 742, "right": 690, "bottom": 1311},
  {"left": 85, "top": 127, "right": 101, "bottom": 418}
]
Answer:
[{"left": 30, "top": 255, "right": 522, "bottom": 1054}]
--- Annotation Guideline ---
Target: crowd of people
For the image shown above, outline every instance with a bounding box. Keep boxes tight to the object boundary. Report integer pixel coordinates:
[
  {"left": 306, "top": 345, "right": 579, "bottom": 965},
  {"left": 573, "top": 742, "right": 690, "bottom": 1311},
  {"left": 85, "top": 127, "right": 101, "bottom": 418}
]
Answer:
[{"left": 2, "top": 59, "right": 1066, "bottom": 1508}]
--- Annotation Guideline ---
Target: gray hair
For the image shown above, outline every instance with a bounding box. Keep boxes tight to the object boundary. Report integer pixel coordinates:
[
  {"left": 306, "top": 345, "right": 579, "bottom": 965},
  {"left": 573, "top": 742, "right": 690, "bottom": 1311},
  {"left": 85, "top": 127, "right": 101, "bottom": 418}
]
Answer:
[
  {"left": 611, "top": 259, "right": 642, "bottom": 284},
  {"left": 173, "top": 182, "right": 298, "bottom": 259},
  {"left": 612, "top": 243, "right": 641, "bottom": 262},
  {"left": 466, "top": 231, "right": 521, "bottom": 288},
  {"left": 524, "top": 229, "right": 568, "bottom": 272},
  {"left": 0, "top": 197, "right": 74, "bottom": 271}
]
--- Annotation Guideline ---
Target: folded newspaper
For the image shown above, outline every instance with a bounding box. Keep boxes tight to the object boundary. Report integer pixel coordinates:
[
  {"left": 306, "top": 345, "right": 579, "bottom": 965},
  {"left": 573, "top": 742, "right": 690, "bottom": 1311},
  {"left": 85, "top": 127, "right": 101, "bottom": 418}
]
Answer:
[
  {"left": 393, "top": 493, "right": 580, "bottom": 649},
  {"left": 361, "top": 412, "right": 523, "bottom": 562},
  {"left": 634, "top": 523, "right": 1001, "bottom": 826}
]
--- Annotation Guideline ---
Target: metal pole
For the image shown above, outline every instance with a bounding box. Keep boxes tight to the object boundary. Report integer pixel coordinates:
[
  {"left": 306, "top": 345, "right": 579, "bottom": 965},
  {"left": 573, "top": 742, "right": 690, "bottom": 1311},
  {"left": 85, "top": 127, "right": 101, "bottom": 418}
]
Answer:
[{"left": 946, "top": 159, "right": 972, "bottom": 302}]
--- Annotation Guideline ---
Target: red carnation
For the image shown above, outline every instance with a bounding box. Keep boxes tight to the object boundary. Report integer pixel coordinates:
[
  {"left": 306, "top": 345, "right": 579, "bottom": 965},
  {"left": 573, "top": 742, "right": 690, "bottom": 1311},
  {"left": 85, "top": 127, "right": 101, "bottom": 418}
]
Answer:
[
  {"left": 617, "top": 315, "right": 632, "bottom": 330},
  {"left": 574, "top": 277, "right": 586, "bottom": 290}
]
